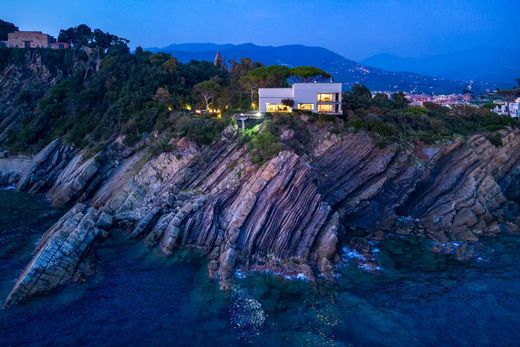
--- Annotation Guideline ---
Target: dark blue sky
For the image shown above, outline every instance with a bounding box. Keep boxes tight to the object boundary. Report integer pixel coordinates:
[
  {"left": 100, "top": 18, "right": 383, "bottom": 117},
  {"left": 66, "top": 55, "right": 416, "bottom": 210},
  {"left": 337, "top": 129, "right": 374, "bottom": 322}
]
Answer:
[{"left": 3, "top": 0, "right": 519, "bottom": 60}]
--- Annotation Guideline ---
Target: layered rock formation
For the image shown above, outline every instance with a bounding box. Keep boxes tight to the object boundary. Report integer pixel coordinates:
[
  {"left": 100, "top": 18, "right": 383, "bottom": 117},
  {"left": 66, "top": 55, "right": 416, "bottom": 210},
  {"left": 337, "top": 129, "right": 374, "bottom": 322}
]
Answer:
[
  {"left": 313, "top": 130, "right": 520, "bottom": 243},
  {"left": 4, "top": 203, "right": 112, "bottom": 307},
  {"left": 3, "top": 121, "right": 520, "bottom": 305}
]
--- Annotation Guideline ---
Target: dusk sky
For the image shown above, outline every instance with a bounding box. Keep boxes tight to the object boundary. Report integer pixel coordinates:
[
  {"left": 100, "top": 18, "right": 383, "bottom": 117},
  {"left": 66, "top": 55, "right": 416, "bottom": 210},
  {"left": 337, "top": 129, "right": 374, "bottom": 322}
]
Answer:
[{"left": 3, "top": 0, "right": 519, "bottom": 60}]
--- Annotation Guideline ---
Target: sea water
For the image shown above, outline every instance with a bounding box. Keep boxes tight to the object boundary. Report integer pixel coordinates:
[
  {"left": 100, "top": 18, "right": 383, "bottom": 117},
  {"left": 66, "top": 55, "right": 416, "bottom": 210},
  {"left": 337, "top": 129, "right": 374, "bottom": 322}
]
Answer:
[{"left": 1, "top": 190, "right": 520, "bottom": 346}]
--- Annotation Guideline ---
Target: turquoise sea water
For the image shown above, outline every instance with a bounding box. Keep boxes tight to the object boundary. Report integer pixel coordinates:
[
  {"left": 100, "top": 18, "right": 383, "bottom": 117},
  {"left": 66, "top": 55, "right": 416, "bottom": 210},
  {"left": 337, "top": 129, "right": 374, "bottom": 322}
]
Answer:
[{"left": 1, "top": 189, "right": 520, "bottom": 346}]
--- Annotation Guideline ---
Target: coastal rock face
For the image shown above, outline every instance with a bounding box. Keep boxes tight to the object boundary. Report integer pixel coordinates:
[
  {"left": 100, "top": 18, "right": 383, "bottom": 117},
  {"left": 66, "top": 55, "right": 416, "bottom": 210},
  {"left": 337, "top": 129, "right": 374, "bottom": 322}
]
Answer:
[
  {"left": 179, "top": 150, "right": 336, "bottom": 286},
  {"left": 17, "top": 139, "right": 77, "bottom": 195},
  {"left": 4, "top": 203, "right": 111, "bottom": 307},
  {"left": 0, "top": 156, "right": 32, "bottom": 187},
  {"left": 314, "top": 129, "right": 520, "bottom": 242},
  {"left": 4, "top": 122, "right": 520, "bottom": 304},
  {"left": 0, "top": 171, "right": 19, "bottom": 186},
  {"left": 0, "top": 50, "right": 70, "bottom": 146}
]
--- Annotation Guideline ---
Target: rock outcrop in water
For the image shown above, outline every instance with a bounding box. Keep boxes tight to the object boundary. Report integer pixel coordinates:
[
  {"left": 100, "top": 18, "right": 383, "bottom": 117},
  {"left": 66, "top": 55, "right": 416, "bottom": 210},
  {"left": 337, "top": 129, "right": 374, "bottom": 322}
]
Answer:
[
  {"left": 4, "top": 203, "right": 112, "bottom": 307},
  {"left": 3, "top": 119, "right": 520, "bottom": 304}
]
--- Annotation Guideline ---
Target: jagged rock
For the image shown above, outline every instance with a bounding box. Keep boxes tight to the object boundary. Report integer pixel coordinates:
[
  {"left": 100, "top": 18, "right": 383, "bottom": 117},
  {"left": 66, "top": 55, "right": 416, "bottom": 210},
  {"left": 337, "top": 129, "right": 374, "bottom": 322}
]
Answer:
[
  {"left": 160, "top": 196, "right": 207, "bottom": 253},
  {"left": 4, "top": 203, "right": 103, "bottom": 307},
  {"left": 16, "top": 139, "right": 77, "bottom": 196},
  {"left": 47, "top": 154, "right": 101, "bottom": 206},
  {"left": 6, "top": 120, "right": 520, "bottom": 295},
  {"left": 96, "top": 212, "right": 113, "bottom": 229},
  {"left": 0, "top": 171, "right": 19, "bottom": 186},
  {"left": 0, "top": 156, "right": 32, "bottom": 187},
  {"left": 130, "top": 207, "right": 162, "bottom": 239},
  {"left": 314, "top": 212, "right": 340, "bottom": 276}
]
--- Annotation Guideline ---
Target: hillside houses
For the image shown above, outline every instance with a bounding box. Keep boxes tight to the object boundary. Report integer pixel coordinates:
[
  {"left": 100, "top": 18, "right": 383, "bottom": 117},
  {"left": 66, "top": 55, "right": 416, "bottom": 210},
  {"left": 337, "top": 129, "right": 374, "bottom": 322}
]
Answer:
[{"left": 493, "top": 98, "right": 520, "bottom": 118}]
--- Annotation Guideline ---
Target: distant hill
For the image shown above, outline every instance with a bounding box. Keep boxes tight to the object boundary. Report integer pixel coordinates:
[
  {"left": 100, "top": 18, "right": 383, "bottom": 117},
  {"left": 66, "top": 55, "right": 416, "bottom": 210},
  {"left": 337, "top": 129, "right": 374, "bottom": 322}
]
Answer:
[
  {"left": 146, "top": 43, "right": 496, "bottom": 94},
  {"left": 362, "top": 48, "right": 520, "bottom": 88}
]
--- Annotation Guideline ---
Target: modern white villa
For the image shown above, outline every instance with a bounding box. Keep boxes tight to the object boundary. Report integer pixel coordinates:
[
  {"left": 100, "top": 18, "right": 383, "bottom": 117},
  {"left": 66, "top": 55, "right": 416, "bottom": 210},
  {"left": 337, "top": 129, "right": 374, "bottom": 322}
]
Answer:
[{"left": 259, "top": 83, "right": 343, "bottom": 115}]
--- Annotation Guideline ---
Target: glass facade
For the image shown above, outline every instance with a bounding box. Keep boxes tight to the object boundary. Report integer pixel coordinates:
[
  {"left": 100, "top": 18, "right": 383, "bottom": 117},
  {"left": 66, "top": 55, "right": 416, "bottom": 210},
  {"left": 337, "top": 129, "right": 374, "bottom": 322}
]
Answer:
[
  {"left": 298, "top": 103, "right": 314, "bottom": 110},
  {"left": 266, "top": 104, "right": 292, "bottom": 113},
  {"left": 317, "top": 93, "right": 335, "bottom": 102},
  {"left": 317, "top": 104, "right": 334, "bottom": 113}
]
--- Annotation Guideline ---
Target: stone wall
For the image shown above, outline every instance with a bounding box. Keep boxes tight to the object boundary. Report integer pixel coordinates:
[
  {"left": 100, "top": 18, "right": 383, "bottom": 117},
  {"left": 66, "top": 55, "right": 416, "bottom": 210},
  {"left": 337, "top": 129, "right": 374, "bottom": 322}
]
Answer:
[{"left": 5, "top": 31, "right": 50, "bottom": 48}]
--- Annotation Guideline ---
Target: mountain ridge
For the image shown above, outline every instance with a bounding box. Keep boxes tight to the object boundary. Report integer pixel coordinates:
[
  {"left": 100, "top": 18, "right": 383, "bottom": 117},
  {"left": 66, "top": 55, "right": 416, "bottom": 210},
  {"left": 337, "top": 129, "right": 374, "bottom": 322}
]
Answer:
[
  {"left": 362, "top": 47, "right": 520, "bottom": 87},
  {"left": 147, "top": 42, "right": 495, "bottom": 94}
]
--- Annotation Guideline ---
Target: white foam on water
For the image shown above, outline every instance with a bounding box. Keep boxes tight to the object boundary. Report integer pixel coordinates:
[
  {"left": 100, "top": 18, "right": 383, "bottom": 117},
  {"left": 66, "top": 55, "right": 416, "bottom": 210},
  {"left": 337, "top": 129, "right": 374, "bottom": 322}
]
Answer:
[
  {"left": 0, "top": 184, "right": 16, "bottom": 191},
  {"left": 229, "top": 290, "right": 266, "bottom": 342}
]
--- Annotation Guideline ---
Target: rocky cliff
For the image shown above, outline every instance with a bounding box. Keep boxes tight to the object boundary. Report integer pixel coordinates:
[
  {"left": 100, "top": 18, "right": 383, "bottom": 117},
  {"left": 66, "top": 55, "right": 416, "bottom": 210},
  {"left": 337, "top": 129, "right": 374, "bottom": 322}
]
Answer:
[
  {"left": 0, "top": 50, "right": 73, "bottom": 146},
  {"left": 3, "top": 120, "right": 520, "bottom": 305}
]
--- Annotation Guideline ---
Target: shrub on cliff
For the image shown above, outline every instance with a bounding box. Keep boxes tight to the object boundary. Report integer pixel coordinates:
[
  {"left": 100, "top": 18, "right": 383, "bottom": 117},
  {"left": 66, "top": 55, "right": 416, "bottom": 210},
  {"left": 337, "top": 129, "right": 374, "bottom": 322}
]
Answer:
[
  {"left": 249, "top": 127, "right": 283, "bottom": 164},
  {"left": 486, "top": 133, "right": 503, "bottom": 147},
  {"left": 175, "top": 114, "right": 229, "bottom": 145}
]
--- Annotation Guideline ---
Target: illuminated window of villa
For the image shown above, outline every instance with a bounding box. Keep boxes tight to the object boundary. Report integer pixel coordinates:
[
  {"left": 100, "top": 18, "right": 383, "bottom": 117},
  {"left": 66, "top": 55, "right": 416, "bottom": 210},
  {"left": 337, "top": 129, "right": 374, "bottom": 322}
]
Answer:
[
  {"left": 317, "top": 104, "right": 334, "bottom": 113},
  {"left": 298, "top": 103, "right": 314, "bottom": 110},
  {"left": 317, "top": 93, "right": 334, "bottom": 102},
  {"left": 266, "top": 103, "right": 292, "bottom": 113}
]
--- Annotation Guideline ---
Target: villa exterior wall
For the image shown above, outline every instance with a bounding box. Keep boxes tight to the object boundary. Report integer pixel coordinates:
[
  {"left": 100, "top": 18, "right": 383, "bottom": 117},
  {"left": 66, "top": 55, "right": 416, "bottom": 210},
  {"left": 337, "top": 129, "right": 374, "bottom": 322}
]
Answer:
[
  {"left": 259, "top": 83, "right": 343, "bottom": 114},
  {"left": 258, "top": 88, "right": 293, "bottom": 112}
]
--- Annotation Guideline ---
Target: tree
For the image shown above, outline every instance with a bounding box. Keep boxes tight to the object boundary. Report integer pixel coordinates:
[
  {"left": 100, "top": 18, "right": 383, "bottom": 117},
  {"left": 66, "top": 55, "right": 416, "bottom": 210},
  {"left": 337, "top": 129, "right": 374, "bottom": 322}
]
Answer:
[
  {"left": 246, "top": 65, "right": 291, "bottom": 88},
  {"left": 194, "top": 80, "right": 221, "bottom": 110},
  {"left": 229, "top": 58, "right": 262, "bottom": 108},
  {"left": 58, "top": 25, "right": 129, "bottom": 51},
  {"left": 289, "top": 66, "right": 332, "bottom": 83},
  {"left": 239, "top": 74, "right": 260, "bottom": 106},
  {"left": 391, "top": 92, "right": 409, "bottom": 108},
  {"left": 352, "top": 84, "right": 372, "bottom": 99},
  {"left": 0, "top": 19, "right": 18, "bottom": 41},
  {"left": 152, "top": 87, "right": 172, "bottom": 105},
  {"left": 58, "top": 24, "right": 93, "bottom": 47}
]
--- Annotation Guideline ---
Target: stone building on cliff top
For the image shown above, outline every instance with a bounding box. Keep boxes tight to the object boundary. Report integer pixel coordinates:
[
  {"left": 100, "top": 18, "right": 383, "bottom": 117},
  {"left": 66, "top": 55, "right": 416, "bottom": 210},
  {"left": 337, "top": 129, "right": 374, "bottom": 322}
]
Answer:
[{"left": 1, "top": 31, "right": 69, "bottom": 49}]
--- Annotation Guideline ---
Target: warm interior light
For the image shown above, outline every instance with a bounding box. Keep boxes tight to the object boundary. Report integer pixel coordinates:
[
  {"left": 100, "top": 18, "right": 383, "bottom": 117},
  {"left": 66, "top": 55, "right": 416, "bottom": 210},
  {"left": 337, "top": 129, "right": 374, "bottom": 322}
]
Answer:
[
  {"left": 317, "top": 93, "right": 335, "bottom": 102},
  {"left": 266, "top": 103, "right": 291, "bottom": 113},
  {"left": 298, "top": 103, "right": 314, "bottom": 110},
  {"left": 317, "top": 104, "right": 334, "bottom": 113}
]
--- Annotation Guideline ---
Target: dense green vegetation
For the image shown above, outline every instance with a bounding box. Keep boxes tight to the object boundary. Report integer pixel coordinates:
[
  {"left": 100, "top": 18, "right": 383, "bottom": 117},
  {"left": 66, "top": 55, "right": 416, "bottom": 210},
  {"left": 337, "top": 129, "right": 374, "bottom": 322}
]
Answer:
[
  {"left": 343, "top": 84, "right": 517, "bottom": 146},
  {"left": 1, "top": 23, "right": 233, "bottom": 152},
  {"left": 242, "top": 114, "right": 313, "bottom": 163},
  {"left": 1, "top": 19, "right": 517, "bottom": 159},
  {"left": 0, "top": 19, "right": 17, "bottom": 41}
]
